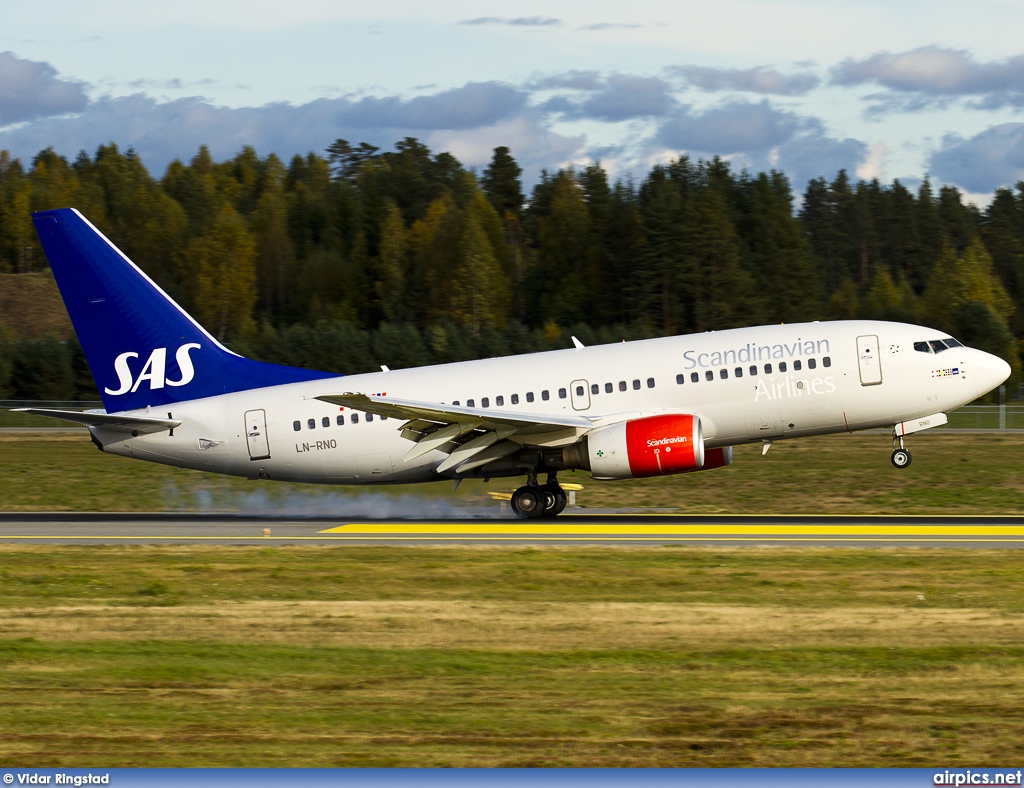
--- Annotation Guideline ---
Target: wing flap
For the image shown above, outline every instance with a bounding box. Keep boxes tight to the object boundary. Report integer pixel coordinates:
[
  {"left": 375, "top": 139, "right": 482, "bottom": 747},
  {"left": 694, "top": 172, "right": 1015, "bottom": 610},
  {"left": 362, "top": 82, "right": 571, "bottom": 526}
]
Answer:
[{"left": 314, "top": 392, "right": 594, "bottom": 470}]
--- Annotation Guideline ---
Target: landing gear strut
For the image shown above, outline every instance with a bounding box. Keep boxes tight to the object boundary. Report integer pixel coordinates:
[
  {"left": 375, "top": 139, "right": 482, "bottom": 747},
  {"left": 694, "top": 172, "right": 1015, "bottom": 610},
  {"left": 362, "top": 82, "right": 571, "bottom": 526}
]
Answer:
[
  {"left": 511, "top": 473, "right": 567, "bottom": 519},
  {"left": 891, "top": 432, "right": 912, "bottom": 469}
]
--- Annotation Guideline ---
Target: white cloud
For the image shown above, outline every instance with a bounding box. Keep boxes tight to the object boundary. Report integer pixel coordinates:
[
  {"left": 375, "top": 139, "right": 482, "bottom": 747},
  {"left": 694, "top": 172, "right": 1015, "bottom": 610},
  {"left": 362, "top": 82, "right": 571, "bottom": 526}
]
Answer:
[
  {"left": 0, "top": 51, "right": 88, "bottom": 126},
  {"left": 856, "top": 142, "right": 889, "bottom": 180},
  {"left": 832, "top": 46, "right": 1024, "bottom": 113},
  {"left": 929, "top": 123, "right": 1024, "bottom": 193},
  {"left": 656, "top": 101, "right": 801, "bottom": 154},
  {"left": 671, "top": 65, "right": 820, "bottom": 96}
]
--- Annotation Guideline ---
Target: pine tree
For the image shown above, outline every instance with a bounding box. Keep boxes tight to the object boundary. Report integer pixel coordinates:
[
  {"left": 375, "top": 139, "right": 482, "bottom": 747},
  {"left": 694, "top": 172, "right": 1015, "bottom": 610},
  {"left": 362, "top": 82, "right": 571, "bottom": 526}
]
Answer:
[
  {"left": 374, "top": 201, "right": 406, "bottom": 323},
  {"left": 687, "top": 185, "right": 755, "bottom": 331},
  {"left": 481, "top": 146, "right": 524, "bottom": 217}
]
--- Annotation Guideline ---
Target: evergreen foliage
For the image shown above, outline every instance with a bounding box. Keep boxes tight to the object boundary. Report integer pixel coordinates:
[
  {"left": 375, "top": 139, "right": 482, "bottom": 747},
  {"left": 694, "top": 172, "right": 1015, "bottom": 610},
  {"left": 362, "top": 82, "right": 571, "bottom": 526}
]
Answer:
[{"left": 1, "top": 139, "right": 1022, "bottom": 399}]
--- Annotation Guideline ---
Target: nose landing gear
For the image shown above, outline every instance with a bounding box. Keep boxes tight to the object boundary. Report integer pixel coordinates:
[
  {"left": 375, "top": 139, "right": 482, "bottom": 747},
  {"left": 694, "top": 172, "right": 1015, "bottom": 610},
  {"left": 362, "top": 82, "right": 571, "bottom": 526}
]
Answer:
[
  {"left": 891, "top": 432, "right": 913, "bottom": 469},
  {"left": 511, "top": 472, "right": 567, "bottom": 519}
]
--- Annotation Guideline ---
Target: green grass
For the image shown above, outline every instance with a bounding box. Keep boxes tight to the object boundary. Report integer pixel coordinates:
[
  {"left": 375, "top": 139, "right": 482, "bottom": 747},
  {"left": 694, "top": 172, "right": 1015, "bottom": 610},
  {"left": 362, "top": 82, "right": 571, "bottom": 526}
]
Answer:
[
  {"left": 0, "top": 545, "right": 1023, "bottom": 766},
  {"left": 2, "top": 638, "right": 1023, "bottom": 766},
  {"left": 2, "top": 430, "right": 1023, "bottom": 513},
  {"left": 2, "top": 430, "right": 1023, "bottom": 765},
  {"left": 1, "top": 545, "right": 1023, "bottom": 609}
]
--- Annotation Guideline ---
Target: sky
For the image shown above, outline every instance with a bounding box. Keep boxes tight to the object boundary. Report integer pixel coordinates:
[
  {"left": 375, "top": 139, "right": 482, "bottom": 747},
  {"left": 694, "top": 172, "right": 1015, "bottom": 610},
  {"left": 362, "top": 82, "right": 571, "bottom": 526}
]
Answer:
[{"left": 3, "top": 0, "right": 1024, "bottom": 200}]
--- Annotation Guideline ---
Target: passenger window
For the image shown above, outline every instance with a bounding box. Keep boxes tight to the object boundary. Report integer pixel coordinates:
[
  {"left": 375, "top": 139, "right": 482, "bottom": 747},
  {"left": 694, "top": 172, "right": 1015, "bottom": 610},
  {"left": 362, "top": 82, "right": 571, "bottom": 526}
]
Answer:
[
  {"left": 453, "top": 401, "right": 460, "bottom": 406},
  {"left": 720, "top": 369, "right": 728, "bottom": 379},
  {"left": 691, "top": 372, "right": 699, "bottom": 383},
  {"left": 542, "top": 390, "right": 550, "bottom": 401},
  {"left": 735, "top": 367, "right": 743, "bottom": 378},
  {"left": 764, "top": 364, "right": 772, "bottom": 374},
  {"left": 605, "top": 382, "right": 613, "bottom": 393},
  {"left": 749, "top": 365, "right": 757, "bottom": 376},
  {"left": 823, "top": 357, "right": 831, "bottom": 367},
  {"left": 705, "top": 370, "right": 714, "bottom": 381},
  {"left": 496, "top": 396, "right": 504, "bottom": 406},
  {"left": 647, "top": 377, "right": 655, "bottom": 388},
  {"left": 808, "top": 358, "right": 816, "bottom": 370},
  {"left": 676, "top": 374, "right": 685, "bottom": 385},
  {"left": 779, "top": 362, "right": 787, "bottom": 373},
  {"left": 559, "top": 388, "right": 567, "bottom": 399},
  {"left": 794, "top": 360, "right": 802, "bottom": 371},
  {"left": 293, "top": 420, "right": 301, "bottom": 432},
  {"left": 526, "top": 392, "right": 534, "bottom": 403},
  {"left": 576, "top": 386, "right": 585, "bottom": 397},
  {"left": 322, "top": 416, "right": 330, "bottom": 428},
  {"left": 482, "top": 397, "right": 489, "bottom": 407},
  {"left": 591, "top": 384, "right": 599, "bottom": 395},
  {"left": 619, "top": 381, "right": 627, "bottom": 391},
  {"left": 366, "top": 413, "right": 373, "bottom": 422},
  {"left": 467, "top": 399, "right": 475, "bottom": 407},
  {"left": 914, "top": 341, "right": 931, "bottom": 353},
  {"left": 336, "top": 415, "right": 345, "bottom": 426},
  {"left": 381, "top": 415, "right": 387, "bottom": 421},
  {"left": 307, "top": 418, "right": 316, "bottom": 430},
  {"left": 632, "top": 379, "right": 640, "bottom": 390},
  {"left": 351, "top": 413, "right": 359, "bottom": 424},
  {"left": 511, "top": 394, "right": 519, "bottom": 405}
]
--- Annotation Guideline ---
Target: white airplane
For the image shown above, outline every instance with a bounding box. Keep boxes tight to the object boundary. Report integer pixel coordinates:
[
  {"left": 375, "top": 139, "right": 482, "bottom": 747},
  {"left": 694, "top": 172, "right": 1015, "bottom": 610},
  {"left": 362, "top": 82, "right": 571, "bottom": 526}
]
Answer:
[{"left": 19, "top": 208, "right": 1011, "bottom": 518}]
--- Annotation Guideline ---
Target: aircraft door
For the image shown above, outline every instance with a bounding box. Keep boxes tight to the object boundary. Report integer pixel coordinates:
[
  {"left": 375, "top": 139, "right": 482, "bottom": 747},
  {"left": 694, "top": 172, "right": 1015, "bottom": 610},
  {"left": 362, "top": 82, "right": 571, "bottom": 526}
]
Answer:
[
  {"left": 244, "top": 409, "right": 271, "bottom": 460},
  {"left": 570, "top": 379, "right": 591, "bottom": 410},
  {"left": 856, "top": 335, "right": 883, "bottom": 386}
]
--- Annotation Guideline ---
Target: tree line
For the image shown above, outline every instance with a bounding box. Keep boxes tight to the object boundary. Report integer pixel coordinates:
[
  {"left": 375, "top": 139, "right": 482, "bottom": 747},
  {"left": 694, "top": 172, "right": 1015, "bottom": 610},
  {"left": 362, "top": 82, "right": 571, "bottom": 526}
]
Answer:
[{"left": 0, "top": 139, "right": 1021, "bottom": 400}]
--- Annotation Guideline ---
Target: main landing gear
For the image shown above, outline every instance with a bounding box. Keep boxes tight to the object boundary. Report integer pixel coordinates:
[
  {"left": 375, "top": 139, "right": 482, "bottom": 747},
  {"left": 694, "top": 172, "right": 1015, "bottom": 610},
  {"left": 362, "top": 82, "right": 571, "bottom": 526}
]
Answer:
[
  {"left": 511, "top": 472, "right": 567, "bottom": 519},
  {"left": 891, "top": 432, "right": 913, "bottom": 469}
]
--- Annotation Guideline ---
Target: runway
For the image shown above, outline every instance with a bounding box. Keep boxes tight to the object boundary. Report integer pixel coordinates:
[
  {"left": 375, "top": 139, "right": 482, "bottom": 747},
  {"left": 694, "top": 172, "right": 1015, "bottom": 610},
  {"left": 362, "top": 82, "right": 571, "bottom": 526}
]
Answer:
[{"left": 2, "top": 512, "right": 1024, "bottom": 546}]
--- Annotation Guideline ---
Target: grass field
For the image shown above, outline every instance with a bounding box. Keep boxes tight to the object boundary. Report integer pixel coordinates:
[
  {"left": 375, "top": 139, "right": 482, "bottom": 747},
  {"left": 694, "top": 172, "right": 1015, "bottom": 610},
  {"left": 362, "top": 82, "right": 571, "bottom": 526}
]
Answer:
[
  {"left": 2, "top": 431, "right": 1023, "bottom": 766},
  {"left": 1, "top": 545, "right": 1023, "bottom": 766},
  {"left": 1, "top": 430, "right": 1022, "bottom": 514}
]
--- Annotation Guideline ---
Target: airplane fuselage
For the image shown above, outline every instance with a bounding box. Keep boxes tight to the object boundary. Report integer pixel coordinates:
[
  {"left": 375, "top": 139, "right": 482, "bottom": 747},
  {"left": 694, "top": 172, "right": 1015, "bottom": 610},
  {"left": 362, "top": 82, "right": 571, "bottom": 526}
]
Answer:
[{"left": 93, "top": 319, "right": 991, "bottom": 485}]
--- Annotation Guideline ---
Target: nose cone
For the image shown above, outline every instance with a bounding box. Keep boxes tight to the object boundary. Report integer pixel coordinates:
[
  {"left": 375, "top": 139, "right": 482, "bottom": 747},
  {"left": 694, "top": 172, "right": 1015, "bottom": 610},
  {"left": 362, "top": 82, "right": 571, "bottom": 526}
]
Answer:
[{"left": 975, "top": 351, "right": 1011, "bottom": 399}]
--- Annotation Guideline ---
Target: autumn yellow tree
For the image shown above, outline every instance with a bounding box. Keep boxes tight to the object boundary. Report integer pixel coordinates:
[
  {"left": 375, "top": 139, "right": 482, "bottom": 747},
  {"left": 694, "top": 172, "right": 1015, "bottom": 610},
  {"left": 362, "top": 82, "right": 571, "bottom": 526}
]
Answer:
[
  {"left": 184, "top": 204, "right": 257, "bottom": 340},
  {"left": 451, "top": 191, "right": 507, "bottom": 332}
]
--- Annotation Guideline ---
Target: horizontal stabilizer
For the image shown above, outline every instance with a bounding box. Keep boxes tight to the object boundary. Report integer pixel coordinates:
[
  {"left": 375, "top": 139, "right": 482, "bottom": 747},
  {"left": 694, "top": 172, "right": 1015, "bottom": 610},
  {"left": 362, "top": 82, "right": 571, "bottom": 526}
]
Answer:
[{"left": 12, "top": 408, "right": 180, "bottom": 435}]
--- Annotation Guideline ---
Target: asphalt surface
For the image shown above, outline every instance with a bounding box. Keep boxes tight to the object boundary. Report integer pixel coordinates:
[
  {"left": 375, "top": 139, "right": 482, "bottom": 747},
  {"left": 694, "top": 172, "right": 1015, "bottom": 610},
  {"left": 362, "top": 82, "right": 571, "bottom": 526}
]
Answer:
[{"left": 1, "top": 512, "right": 1024, "bottom": 546}]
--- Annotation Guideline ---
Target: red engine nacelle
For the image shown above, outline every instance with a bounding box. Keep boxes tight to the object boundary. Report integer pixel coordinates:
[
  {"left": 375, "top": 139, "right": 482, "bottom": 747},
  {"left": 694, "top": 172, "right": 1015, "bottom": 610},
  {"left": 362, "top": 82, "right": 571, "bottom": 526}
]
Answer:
[{"left": 586, "top": 414, "right": 705, "bottom": 480}]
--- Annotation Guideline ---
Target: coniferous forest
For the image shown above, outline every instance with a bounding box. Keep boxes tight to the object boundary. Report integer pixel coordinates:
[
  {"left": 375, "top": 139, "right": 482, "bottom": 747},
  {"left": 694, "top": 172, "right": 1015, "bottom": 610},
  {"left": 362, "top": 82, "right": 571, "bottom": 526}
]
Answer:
[{"left": 0, "top": 138, "right": 1021, "bottom": 400}]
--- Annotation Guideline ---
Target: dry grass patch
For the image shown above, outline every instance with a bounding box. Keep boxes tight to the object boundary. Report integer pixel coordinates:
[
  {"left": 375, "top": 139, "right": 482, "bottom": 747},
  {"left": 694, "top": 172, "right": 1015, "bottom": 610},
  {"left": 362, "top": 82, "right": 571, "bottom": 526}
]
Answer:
[{"left": 2, "top": 600, "right": 1024, "bottom": 651}]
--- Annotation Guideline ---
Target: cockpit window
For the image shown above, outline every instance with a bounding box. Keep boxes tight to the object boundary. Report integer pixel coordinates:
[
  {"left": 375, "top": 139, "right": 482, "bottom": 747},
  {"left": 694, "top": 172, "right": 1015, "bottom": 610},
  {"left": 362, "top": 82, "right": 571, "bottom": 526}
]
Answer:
[{"left": 916, "top": 339, "right": 959, "bottom": 353}]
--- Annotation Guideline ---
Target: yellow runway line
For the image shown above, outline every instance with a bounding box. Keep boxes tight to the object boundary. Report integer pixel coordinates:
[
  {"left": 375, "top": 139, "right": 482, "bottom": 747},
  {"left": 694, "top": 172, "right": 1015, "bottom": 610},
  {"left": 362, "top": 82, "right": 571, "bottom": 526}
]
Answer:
[
  {"left": 566, "top": 512, "right": 1024, "bottom": 520},
  {"left": 320, "top": 523, "right": 1024, "bottom": 536},
  {"left": 1, "top": 535, "right": 1023, "bottom": 543}
]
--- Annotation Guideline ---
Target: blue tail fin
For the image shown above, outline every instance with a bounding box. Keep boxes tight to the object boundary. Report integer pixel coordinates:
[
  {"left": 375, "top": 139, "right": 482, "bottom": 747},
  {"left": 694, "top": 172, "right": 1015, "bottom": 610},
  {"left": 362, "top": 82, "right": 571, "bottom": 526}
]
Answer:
[{"left": 33, "top": 208, "right": 333, "bottom": 413}]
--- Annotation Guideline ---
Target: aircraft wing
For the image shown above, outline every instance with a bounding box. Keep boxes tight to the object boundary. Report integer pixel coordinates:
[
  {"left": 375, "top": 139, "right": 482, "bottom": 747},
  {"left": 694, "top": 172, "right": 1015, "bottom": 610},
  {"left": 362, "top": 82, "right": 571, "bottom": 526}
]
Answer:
[
  {"left": 11, "top": 408, "right": 181, "bottom": 435},
  {"left": 313, "top": 392, "right": 594, "bottom": 474}
]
